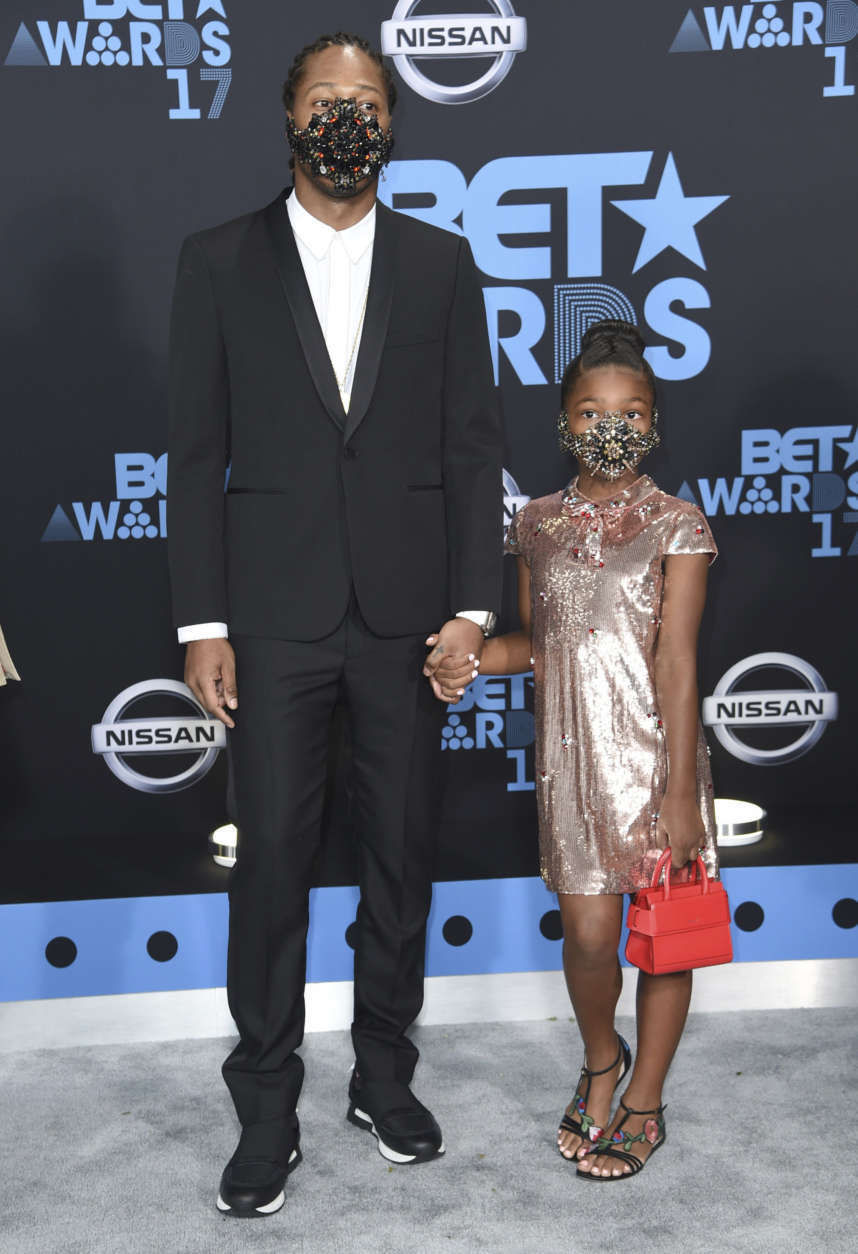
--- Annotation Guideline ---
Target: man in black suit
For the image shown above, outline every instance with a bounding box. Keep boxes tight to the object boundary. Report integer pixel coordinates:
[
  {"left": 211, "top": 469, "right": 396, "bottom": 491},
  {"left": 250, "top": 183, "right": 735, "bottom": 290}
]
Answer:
[{"left": 167, "top": 32, "right": 502, "bottom": 1217}]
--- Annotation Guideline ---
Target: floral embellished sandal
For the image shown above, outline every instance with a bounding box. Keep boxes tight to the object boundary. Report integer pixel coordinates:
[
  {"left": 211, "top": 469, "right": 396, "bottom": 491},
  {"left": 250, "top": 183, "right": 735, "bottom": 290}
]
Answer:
[
  {"left": 557, "top": 1033, "right": 631, "bottom": 1161},
  {"left": 577, "top": 1097, "right": 666, "bottom": 1180}
]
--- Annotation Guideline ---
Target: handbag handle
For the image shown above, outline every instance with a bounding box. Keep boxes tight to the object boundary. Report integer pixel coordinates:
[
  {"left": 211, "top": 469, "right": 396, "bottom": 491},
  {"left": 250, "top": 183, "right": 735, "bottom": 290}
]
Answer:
[{"left": 651, "top": 847, "right": 709, "bottom": 898}]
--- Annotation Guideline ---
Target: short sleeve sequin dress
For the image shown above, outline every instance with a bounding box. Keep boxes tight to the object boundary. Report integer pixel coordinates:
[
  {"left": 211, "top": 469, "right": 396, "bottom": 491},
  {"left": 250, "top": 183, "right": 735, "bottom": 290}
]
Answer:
[{"left": 506, "top": 474, "right": 719, "bottom": 896}]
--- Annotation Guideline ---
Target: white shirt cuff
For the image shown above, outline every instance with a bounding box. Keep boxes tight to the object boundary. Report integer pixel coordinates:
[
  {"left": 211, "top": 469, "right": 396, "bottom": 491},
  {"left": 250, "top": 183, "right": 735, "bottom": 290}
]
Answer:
[
  {"left": 177, "top": 622, "right": 229, "bottom": 643},
  {"left": 455, "top": 611, "right": 491, "bottom": 626}
]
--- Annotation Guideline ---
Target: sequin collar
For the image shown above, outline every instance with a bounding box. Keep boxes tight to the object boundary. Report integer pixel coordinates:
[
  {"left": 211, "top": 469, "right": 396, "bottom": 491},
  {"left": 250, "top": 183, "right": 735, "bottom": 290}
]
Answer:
[{"left": 561, "top": 474, "right": 657, "bottom": 516}]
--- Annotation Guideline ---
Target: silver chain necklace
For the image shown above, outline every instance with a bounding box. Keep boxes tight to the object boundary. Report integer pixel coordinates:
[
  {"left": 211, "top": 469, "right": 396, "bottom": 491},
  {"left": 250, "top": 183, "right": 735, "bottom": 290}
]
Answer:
[{"left": 336, "top": 281, "right": 370, "bottom": 403}]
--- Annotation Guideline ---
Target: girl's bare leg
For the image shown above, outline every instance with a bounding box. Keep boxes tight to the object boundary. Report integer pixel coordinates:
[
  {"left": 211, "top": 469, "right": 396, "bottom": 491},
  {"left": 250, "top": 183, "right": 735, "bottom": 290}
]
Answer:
[
  {"left": 556, "top": 893, "right": 625, "bottom": 1160},
  {"left": 581, "top": 968, "right": 692, "bottom": 1177}
]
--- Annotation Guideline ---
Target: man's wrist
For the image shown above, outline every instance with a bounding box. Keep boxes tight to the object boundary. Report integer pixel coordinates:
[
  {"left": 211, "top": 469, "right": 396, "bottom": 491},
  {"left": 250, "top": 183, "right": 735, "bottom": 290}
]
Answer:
[
  {"left": 455, "top": 610, "right": 497, "bottom": 638},
  {"left": 177, "top": 622, "right": 229, "bottom": 644}
]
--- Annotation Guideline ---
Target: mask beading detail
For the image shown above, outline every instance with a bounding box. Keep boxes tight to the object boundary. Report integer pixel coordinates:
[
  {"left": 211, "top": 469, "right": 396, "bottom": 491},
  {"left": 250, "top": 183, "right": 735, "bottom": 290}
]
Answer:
[
  {"left": 286, "top": 97, "right": 394, "bottom": 194},
  {"left": 557, "top": 410, "right": 660, "bottom": 481}
]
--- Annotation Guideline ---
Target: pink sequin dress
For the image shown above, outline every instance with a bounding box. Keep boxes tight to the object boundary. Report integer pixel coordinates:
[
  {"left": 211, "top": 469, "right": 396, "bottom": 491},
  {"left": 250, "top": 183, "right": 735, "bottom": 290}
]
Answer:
[{"left": 505, "top": 474, "right": 719, "bottom": 895}]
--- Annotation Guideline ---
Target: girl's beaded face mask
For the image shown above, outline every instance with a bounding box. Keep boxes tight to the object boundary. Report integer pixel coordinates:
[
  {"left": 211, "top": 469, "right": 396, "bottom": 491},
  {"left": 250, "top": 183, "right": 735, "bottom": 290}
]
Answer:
[
  {"left": 557, "top": 410, "right": 660, "bottom": 482},
  {"left": 286, "top": 97, "right": 394, "bottom": 195}
]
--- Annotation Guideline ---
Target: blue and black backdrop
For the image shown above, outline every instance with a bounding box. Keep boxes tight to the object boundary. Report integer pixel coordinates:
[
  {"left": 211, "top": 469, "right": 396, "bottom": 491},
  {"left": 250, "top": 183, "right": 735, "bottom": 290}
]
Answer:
[{"left": 1, "top": 1, "right": 856, "bottom": 998}]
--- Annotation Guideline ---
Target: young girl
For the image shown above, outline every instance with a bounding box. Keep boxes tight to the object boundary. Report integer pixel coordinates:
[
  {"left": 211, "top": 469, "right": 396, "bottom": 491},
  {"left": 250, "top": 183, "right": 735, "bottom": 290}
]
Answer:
[{"left": 430, "top": 319, "right": 718, "bottom": 1179}]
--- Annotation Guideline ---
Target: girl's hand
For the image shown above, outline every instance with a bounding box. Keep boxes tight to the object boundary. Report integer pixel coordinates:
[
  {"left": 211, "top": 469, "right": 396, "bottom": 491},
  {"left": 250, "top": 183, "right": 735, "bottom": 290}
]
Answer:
[{"left": 655, "top": 792, "right": 706, "bottom": 868}]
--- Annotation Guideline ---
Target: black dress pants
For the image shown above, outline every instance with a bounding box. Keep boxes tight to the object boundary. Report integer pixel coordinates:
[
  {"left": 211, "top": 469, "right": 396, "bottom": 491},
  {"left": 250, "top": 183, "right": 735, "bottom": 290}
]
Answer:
[{"left": 222, "top": 596, "right": 444, "bottom": 1135}]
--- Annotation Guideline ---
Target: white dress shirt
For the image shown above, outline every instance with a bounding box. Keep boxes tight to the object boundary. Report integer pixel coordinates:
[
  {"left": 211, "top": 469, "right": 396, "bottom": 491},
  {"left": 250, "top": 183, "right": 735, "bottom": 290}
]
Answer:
[
  {"left": 287, "top": 188, "right": 375, "bottom": 411},
  {"left": 177, "top": 191, "right": 488, "bottom": 644}
]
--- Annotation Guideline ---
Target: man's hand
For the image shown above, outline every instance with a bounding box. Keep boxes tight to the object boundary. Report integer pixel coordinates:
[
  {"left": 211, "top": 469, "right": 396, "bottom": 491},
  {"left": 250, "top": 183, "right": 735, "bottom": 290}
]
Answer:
[
  {"left": 424, "top": 636, "right": 480, "bottom": 703},
  {"left": 423, "top": 618, "right": 484, "bottom": 703},
  {"left": 185, "top": 638, "right": 238, "bottom": 729}
]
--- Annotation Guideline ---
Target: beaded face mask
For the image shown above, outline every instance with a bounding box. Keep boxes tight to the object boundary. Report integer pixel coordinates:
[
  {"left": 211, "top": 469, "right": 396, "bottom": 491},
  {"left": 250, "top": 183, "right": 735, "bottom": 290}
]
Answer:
[
  {"left": 286, "top": 97, "right": 394, "bottom": 195},
  {"left": 557, "top": 410, "right": 660, "bottom": 482}
]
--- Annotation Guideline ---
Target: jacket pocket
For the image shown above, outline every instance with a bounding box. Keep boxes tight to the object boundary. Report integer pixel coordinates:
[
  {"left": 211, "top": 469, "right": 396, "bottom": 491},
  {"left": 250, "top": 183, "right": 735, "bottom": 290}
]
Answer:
[{"left": 385, "top": 335, "right": 442, "bottom": 350}]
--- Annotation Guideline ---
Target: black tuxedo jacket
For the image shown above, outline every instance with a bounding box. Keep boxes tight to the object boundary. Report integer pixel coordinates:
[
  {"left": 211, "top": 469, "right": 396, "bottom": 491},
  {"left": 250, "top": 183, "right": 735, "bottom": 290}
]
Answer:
[{"left": 167, "top": 190, "right": 503, "bottom": 641}]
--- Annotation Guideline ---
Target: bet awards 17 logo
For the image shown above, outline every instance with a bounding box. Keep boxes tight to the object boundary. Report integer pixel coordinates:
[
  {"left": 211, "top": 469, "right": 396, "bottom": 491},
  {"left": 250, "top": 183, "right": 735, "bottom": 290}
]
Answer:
[
  {"left": 381, "top": 1, "right": 527, "bottom": 104},
  {"left": 679, "top": 423, "right": 858, "bottom": 558},
  {"left": 41, "top": 452, "right": 167, "bottom": 542},
  {"left": 441, "top": 673, "right": 535, "bottom": 792},
  {"left": 670, "top": 3, "right": 857, "bottom": 98},
  {"left": 3, "top": 1, "right": 231, "bottom": 119}
]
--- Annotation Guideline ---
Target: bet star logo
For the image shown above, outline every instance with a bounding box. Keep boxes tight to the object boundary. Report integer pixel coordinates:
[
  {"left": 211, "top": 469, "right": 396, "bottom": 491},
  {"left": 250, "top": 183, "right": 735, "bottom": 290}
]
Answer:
[{"left": 611, "top": 154, "right": 729, "bottom": 273}]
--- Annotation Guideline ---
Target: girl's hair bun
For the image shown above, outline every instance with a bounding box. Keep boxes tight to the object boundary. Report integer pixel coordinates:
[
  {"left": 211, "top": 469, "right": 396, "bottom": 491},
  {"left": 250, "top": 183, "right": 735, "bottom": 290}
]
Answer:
[
  {"left": 580, "top": 319, "right": 646, "bottom": 357},
  {"left": 560, "top": 317, "right": 656, "bottom": 407}
]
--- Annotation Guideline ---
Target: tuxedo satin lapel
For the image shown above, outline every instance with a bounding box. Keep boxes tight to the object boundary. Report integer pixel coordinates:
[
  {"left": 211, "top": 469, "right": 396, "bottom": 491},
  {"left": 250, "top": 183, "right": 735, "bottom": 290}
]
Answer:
[
  {"left": 343, "top": 201, "right": 396, "bottom": 444},
  {"left": 263, "top": 191, "right": 345, "bottom": 431}
]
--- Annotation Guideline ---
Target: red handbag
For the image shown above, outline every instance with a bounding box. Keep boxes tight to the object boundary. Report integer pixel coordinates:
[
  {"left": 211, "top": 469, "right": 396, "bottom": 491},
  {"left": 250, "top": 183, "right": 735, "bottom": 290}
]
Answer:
[{"left": 624, "top": 849, "right": 733, "bottom": 975}]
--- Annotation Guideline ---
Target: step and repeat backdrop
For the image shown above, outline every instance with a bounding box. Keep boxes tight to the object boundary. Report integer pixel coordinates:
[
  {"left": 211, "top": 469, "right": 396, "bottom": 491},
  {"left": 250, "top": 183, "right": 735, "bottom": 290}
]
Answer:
[{"left": 1, "top": 1, "right": 856, "bottom": 1000}]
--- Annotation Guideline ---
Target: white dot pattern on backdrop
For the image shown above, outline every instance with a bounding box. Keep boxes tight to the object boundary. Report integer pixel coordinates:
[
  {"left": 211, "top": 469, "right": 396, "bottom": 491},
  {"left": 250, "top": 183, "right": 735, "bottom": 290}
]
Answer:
[
  {"left": 747, "top": 3, "right": 791, "bottom": 47},
  {"left": 116, "top": 500, "right": 159, "bottom": 540},
  {"left": 440, "top": 713, "right": 475, "bottom": 751},
  {"left": 739, "top": 474, "right": 779, "bottom": 515},
  {"left": 85, "top": 22, "right": 130, "bottom": 66}
]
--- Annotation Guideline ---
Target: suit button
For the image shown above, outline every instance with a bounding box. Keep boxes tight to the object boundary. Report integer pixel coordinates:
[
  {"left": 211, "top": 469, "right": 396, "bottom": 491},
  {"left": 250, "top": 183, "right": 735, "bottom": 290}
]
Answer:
[{"left": 343, "top": 447, "right": 357, "bottom": 460}]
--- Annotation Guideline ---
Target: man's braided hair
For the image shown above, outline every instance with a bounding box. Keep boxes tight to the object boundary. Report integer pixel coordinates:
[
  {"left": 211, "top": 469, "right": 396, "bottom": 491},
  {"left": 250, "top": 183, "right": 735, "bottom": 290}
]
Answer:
[{"left": 281, "top": 32, "right": 398, "bottom": 114}]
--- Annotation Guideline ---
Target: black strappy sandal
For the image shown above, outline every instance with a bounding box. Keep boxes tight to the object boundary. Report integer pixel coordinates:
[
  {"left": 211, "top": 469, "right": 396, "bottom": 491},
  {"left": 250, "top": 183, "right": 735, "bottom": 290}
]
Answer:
[
  {"left": 557, "top": 1033, "right": 631, "bottom": 1161},
  {"left": 577, "top": 1097, "right": 666, "bottom": 1180}
]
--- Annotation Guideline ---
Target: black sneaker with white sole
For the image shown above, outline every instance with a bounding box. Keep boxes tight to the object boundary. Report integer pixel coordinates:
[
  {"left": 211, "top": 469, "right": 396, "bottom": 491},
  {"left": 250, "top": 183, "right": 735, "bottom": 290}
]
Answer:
[
  {"left": 216, "top": 1143, "right": 301, "bottom": 1218},
  {"left": 347, "top": 1073, "right": 444, "bottom": 1164}
]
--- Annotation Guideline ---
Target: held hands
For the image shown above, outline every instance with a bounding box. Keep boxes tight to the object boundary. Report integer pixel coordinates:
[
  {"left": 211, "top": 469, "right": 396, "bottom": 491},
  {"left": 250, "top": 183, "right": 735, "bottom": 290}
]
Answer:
[
  {"left": 654, "top": 791, "right": 707, "bottom": 868},
  {"left": 185, "top": 638, "right": 238, "bottom": 729},
  {"left": 423, "top": 618, "right": 484, "bottom": 704}
]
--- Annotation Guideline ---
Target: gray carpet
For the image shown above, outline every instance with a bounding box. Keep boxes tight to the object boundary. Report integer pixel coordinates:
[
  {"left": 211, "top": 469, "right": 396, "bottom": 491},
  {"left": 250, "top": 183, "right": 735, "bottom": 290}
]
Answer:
[{"left": 0, "top": 1009, "right": 855, "bottom": 1254}]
